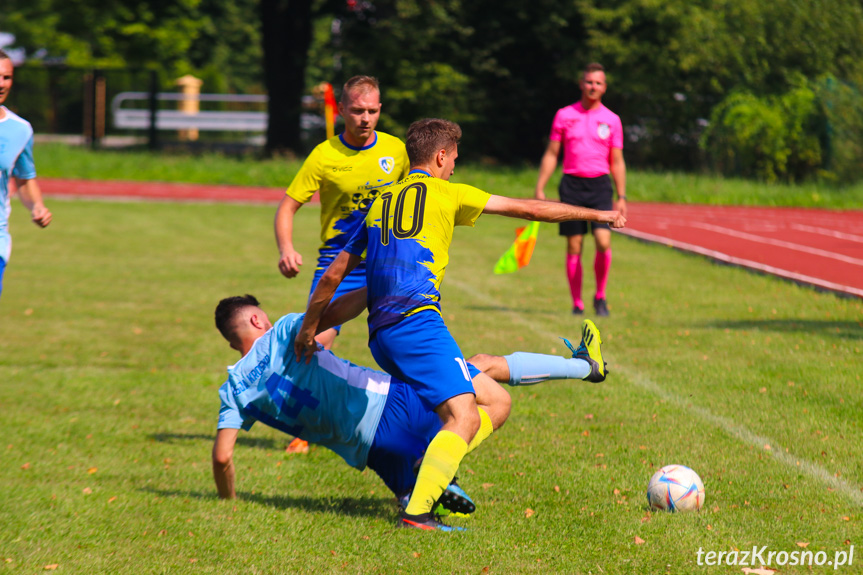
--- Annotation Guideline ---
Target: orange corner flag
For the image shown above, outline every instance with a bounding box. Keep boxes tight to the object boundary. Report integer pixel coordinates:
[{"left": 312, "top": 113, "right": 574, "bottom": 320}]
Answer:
[
  {"left": 493, "top": 221, "right": 540, "bottom": 274},
  {"left": 322, "top": 83, "right": 337, "bottom": 139}
]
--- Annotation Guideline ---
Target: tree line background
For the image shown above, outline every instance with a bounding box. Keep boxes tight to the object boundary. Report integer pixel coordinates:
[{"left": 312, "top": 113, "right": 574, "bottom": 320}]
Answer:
[{"left": 3, "top": 0, "right": 863, "bottom": 183}]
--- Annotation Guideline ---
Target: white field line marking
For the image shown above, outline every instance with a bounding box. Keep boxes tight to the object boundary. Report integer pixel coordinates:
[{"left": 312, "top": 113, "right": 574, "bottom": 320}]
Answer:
[
  {"left": 618, "top": 366, "right": 863, "bottom": 506},
  {"left": 447, "top": 277, "right": 863, "bottom": 505},
  {"left": 791, "top": 223, "right": 863, "bottom": 244},
  {"left": 688, "top": 222, "right": 863, "bottom": 266},
  {"left": 618, "top": 228, "right": 863, "bottom": 298}
]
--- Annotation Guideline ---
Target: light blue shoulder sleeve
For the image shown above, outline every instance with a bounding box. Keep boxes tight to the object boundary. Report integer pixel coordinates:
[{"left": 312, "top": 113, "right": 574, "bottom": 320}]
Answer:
[
  {"left": 12, "top": 134, "right": 36, "bottom": 180},
  {"left": 218, "top": 382, "right": 254, "bottom": 430}
]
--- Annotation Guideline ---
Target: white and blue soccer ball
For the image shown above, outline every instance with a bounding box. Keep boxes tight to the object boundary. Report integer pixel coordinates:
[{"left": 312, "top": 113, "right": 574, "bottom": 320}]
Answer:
[{"left": 646, "top": 464, "right": 705, "bottom": 512}]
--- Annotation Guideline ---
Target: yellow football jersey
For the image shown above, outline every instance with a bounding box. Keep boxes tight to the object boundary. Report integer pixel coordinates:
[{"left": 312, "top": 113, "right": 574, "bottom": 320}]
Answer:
[
  {"left": 344, "top": 170, "right": 491, "bottom": 334},
  {"left": 286, "top": 131, "right": 409, "bottom": 265}
]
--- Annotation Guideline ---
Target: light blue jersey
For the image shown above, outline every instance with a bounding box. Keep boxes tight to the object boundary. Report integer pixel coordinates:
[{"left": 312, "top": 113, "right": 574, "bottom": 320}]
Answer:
[
  {"left": 0, "top": 107, "right": 36, "bottom": 263},
  {"left": 217, "top": 313, "right": 391, "bottom": 470}
]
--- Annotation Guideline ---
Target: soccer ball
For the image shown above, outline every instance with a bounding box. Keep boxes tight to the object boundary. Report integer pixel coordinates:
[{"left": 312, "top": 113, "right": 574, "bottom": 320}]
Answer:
[{"left": 646, "top": 464, "right": 705, "bottom": 512}]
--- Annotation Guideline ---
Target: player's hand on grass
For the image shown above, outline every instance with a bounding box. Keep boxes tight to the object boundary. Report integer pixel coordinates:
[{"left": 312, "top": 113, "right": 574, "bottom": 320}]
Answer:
[
  {"left": 294, "top": 328, "right": 318, "bottom": 364},
  {"left": 31, "top": 205, "right": 52, "bottom": 228},
  {"left": 278, "top": 248, "right": 303, "bottom": 278}
]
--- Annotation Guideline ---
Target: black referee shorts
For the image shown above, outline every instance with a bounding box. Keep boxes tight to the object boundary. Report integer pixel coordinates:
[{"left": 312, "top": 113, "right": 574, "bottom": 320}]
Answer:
[{"left": 558, "top": 174, "right": 614, "bottom": 237}]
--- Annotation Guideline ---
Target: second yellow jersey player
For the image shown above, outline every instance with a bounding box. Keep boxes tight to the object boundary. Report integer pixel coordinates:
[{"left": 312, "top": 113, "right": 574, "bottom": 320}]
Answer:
[{"left": 286, "top": 131, "right": 409, "bottom": 269}]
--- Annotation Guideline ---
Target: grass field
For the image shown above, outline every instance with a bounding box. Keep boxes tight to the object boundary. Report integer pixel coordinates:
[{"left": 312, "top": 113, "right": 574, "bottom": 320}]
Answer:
[
  {"left": 34, "top": 142, "right": 863, "bottom": 208},
  {"left": 1, "top": 196, "right": 860, "bottom": 574}
]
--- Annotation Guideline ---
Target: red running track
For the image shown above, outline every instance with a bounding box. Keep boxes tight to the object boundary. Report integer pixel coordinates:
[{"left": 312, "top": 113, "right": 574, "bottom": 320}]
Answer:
[
  {"left": 38, "top": 179, "right": 862, "bottom": 298},
  {"left": 620, "top": 202, "right": 863, "bottom": 299},
  {"left": 38, "top": 178, "right": 305, "bottom": 204}
]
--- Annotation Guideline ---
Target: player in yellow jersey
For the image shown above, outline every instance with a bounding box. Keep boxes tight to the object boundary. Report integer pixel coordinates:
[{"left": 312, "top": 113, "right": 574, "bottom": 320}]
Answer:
[
  {"left": 295, "top": 119, "right": 626, "bottom": 530},
  {"left": 274, "top": 75, "right": 409, "bottom": 350},
  {"left": 274, "top": 76, "right": 408, "bottom": 455}
]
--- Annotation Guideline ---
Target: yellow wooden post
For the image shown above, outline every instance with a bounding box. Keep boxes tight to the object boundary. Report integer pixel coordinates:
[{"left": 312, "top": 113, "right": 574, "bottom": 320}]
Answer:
[{"left": 175, "top": 75, "right": 203, "bottom": 141}]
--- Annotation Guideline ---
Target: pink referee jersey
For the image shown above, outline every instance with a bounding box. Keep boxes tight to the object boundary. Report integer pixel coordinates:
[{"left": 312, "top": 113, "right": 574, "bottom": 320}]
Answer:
[{"left": 549, "top": 102, "right": 623, "bottom": 178}]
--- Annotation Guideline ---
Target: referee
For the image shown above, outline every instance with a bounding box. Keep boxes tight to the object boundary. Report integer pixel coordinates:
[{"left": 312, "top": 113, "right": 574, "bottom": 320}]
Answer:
[{"left": 534, "top": 63, "right": 626, "bottom": 317}]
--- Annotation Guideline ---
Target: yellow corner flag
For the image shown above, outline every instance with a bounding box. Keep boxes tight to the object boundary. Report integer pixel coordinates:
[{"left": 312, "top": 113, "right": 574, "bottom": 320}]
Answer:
[{"left": 493, "top": 221, "right": 540, "bottom": 274}]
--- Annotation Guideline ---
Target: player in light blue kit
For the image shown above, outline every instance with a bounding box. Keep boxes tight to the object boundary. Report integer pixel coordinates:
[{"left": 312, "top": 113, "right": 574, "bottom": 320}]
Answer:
[
  {"left": 0, "top": 50, "right": 52, "bottom": 300},
  {"left": 211, "top": 290, "right": 608, "bottom": 524}
]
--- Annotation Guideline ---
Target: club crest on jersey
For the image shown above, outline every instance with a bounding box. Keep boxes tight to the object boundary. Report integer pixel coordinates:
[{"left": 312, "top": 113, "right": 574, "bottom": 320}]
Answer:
[
  {"left": 379, "top": 156, "right": 395, "bottom": 174},
  {"left": 597, "top": 123, "right": 611, "bottom": 140}
]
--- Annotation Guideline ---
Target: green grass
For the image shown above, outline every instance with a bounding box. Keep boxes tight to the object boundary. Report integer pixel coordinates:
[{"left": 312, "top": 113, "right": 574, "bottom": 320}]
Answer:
[
  {"left": 1, "top": 198, "right": 860, "bottom": 573},
  {"left": 35, "top": 142, "right": 303, "bottom": 188},
  {"left": 34, "top": 142, "right": 863, "bottom": 207}
]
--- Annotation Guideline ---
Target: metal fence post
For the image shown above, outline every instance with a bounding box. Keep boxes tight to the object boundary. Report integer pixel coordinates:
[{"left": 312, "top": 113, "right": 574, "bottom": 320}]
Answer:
[
  {"left": 148, "top": 70, "right": 159, "bottom": 150},
  {"left": 93, "top": 69, "right": 105, "bottom": 149}
]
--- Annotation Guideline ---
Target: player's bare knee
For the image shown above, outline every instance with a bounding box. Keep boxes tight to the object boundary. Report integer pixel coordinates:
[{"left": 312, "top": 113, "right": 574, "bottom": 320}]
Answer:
[
  {"left": 212, "top": 447, "right": 233, "bottom": 467},
  {"left": 454, "top": 407, "right": 481, "bottom": 442},
  {"left": 467, "top": 353, "right": 494, "bottom": 374}
]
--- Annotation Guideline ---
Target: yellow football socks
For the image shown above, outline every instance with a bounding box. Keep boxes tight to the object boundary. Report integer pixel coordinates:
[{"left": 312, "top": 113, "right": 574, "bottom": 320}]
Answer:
[
  {"left": 466, "top": 407, "right": 493, "bottom": 454},
  {"left": 405, "top": 430, "right": 467, "bottom": 516}
]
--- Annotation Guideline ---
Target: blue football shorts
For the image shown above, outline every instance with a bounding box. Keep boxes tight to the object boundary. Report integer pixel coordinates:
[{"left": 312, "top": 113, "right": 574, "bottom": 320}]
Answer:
[
  {"left": 369, "top": 310, "right": 476, "bottom": 412},
  {"left": 0, "top": 257, "right": 6, "bottom": 300},
  {"left": 366, "top": 378, "right": 441, "bottom": 496},
  {"left": 366, "top": 360, "right": 481, "bottom": 496},
  {"left": 309, "top": 257, "right": 368, "bottom": 333}
]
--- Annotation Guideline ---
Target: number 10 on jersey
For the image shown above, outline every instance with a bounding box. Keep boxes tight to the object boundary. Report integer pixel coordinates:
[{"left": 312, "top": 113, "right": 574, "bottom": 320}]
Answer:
[{"left": 379, "top": 182, "right": 427, "bottom": 245}]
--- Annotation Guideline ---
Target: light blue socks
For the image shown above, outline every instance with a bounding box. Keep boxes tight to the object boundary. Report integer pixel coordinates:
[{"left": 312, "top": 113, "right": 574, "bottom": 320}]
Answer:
[{"left": 503, "top": 352, "right": 590, "bottom": 386}]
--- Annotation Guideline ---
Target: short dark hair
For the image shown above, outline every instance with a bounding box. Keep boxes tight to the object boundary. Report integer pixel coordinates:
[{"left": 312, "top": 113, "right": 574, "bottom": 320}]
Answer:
[
  {"left": 584, "top": 62, "right": 605, "bottom": 76},
  {"left": 0, "top": 49, "right": 10, "bottom": 62},
  {"left": 341, "top": 75, "right": 379, "bottom": 103},
  {"left": 405, "top": 118, "right": 462, "bottom": 166},
  {"left": 215, "top": 294, "right": 260, "bottom": 344}
]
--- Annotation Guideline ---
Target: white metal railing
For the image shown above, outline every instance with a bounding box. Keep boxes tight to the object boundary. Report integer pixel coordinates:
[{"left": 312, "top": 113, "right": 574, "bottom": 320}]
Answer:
[{"left": 111, "top": 92, "right": 268, "bottom": 131}]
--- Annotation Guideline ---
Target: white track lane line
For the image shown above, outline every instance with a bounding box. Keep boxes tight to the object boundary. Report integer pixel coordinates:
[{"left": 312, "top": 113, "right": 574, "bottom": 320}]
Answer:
[
  {"left": 447, "top": 277, "right": 863, "bottom": 505},
  {"left": 687, "top": 222, "right": 863, "bottom": 266},
  {"left": 791, "top": 223, "right": 863, "bottom": 244},
  {"left": 618, "top": 228, "right": 863, "bottom": 297},
  {"left": 632, "top": 206, "right": 861, "bottom": 231}
]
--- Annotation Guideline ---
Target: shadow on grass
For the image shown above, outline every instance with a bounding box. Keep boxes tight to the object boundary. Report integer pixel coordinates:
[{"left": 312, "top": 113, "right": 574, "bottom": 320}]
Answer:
[
  {"left": 707, "top": 319, "right": 863, "bottom": 340},
  {"left": 149, "top": 432, "right": 281, "bottom": 450},
  {"left": 141, "top": 487, "right": 393, "bottom": 518}
]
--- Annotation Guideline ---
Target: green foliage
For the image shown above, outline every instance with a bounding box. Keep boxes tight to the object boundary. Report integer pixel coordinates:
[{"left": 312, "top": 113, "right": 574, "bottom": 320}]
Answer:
[
  {"left": 311, "top": 0, "right": 477, "bottom": 140},
  {"left": 6, "top": 0, "right": 863, "bottom": 174},
  {"left": 308, "top": 0, "right": 588, "bottom": 160},
  {"left": 186, "top": 0, "right": 264, "bottom": 93},
  {"left": 577, "top": 0, "right": 863, "bottom": 172},
  {"left": 5, "top": 0, "right": 202, "bottom": 72},
  {"left": 382, "top": 61, "right": 474, "bottom": 135},
  {"left": 4, "top": 0, "right": 262, "bottom": 93},
  {"left": 818, "top": 77, "right": 863, "bottom": 184},
  {"left": 701, "top": 83, "right": 823, "bottom": 183}
]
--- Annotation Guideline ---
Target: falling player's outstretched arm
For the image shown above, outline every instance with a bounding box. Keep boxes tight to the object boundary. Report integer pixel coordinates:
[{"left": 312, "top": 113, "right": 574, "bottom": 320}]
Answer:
[
  {"left": 212, "top": 428, "right": 239, "bottom": 499},
  {"left": 295, "top": 250, "right": 362, "bottom": 362},
  {"left": 483, "top": 195, "right": 626, "bottom": 228}
]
